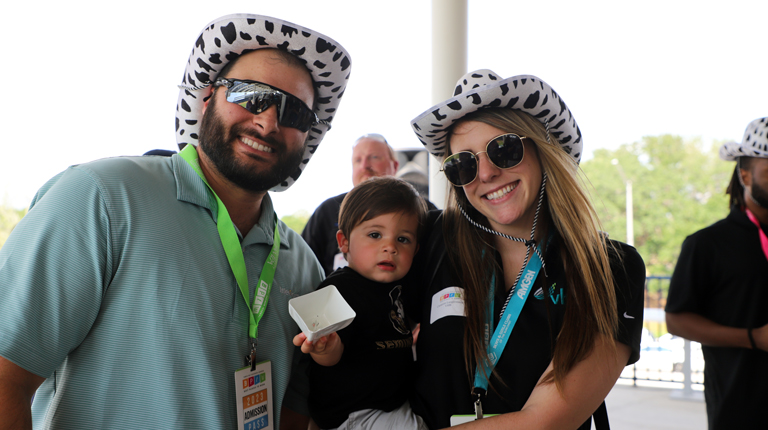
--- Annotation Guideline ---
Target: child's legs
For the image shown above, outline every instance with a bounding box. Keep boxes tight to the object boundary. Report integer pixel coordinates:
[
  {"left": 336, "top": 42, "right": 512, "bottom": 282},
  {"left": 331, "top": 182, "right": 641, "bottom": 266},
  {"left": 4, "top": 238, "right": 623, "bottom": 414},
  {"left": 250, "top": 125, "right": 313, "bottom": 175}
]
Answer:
[{"left": 330, "top": 401, "right": 428, "bottom": 430}]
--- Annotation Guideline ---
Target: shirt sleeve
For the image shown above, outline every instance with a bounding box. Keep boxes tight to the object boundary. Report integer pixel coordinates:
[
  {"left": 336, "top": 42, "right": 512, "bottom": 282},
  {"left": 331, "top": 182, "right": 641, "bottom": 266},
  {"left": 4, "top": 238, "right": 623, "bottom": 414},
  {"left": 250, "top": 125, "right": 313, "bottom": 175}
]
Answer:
[
  {"left": 665, "top": 234, "right": 708, "bottom": 314},
  {"left": 282, "top": 345, "right": 313, "bottom": 416},
  {"left": 281, "top": 236, "right": 326, "bottom": 417},
  {"left": 0, "top": 166, "right": 112, "bottom": 377},
  {"left": 612, "top": 242, "right": 646, "bottom": 365}
]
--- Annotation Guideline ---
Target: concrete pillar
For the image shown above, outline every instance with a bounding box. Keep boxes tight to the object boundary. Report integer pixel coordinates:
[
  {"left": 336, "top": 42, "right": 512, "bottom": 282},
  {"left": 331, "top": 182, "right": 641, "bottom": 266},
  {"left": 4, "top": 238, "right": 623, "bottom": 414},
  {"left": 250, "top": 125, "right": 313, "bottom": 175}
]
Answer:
[{"left": 429, "top": 0, "right": 467, "bottom": 209}]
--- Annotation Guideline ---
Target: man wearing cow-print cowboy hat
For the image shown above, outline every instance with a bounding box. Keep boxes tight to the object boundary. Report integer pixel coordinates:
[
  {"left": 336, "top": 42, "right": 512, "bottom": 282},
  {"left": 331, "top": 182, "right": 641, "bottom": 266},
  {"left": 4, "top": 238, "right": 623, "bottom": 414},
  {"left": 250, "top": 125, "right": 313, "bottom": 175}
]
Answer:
[
  {"left": 0, "top": 14, "right": 350, "bottom": 429},
  {"left": 666, "top": 117, "right": 768, "bottom": 430}
]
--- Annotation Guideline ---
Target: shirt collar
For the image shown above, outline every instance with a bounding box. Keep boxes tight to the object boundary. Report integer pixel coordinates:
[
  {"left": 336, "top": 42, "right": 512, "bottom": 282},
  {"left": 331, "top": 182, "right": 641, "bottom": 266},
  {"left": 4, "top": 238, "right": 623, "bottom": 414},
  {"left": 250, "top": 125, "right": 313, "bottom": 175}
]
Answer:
[
  {"left": 729, "top": 205, "right": 759, "bottom": 230},
  {"left": 244, "top": 193, "right": 291, "bottom": 249},
  {"left": 171, "top": 152, "right": 290, "bottom": 249},
  {"left": 172, "top": 152, "right": 214, "bottom": 212}
]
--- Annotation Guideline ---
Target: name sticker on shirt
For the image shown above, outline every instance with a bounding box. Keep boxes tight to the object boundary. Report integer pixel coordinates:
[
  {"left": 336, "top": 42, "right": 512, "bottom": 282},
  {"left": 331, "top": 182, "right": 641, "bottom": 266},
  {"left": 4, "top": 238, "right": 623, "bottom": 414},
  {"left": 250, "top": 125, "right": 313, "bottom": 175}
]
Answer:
[
  {"left": 235, "top": 360, "right": 273, "bottom": 430},
  {"left": 430, "top": 287, "right": 466, "bottom": 324}
]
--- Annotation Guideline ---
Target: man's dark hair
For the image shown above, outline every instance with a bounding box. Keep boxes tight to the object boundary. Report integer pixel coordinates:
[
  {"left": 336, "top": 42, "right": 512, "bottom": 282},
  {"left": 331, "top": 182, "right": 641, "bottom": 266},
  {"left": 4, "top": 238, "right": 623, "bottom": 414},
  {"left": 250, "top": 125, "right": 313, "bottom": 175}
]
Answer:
[
  {"left": 217, "top": 48, "right": 307, "bottom": 79},
  {"left": 338, "top": 176, "right": 428, "bottom": 241},
  {"left": 211, "top": 49, "right": 315, "bottom": 106}
]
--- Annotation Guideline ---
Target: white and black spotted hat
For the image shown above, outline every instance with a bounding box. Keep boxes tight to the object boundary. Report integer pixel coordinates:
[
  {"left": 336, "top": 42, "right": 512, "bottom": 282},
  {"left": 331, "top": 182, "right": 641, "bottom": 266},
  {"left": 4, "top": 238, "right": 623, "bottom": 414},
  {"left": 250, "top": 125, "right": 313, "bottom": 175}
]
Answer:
[
  {"left": 411, "top": 70, "right": 582, "bottom": 164},
  {"left": 720, "top": 117, "right": 768, "bottom": 161},
  {"left": 176, "top": 14, "right": 351, "bottom": 191}
]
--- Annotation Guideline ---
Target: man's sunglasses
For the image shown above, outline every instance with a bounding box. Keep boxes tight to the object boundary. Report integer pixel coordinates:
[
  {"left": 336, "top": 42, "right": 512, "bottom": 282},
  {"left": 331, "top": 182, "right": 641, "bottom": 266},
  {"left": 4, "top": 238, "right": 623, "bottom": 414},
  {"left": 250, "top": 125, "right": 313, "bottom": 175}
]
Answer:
[
  {"left": 441, "top": 133, "right": 527, "bottom": 187},
  {"left": 213, "top": 78, "right": 318, "bottom": 132}
]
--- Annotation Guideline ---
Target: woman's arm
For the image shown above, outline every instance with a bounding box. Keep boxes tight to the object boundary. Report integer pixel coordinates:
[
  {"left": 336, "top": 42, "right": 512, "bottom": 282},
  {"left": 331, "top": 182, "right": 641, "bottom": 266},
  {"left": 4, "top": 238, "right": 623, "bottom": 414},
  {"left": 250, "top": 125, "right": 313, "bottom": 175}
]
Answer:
[{"left": 449, "top": 335, "right": 630, "bottom": 430}]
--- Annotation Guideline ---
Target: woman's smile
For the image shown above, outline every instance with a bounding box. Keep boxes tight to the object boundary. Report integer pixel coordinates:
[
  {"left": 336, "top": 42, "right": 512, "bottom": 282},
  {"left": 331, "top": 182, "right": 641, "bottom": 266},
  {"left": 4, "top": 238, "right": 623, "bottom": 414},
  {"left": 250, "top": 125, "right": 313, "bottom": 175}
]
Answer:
[{"left": 484, "top": 181, "right": 518, "bottom": 201}]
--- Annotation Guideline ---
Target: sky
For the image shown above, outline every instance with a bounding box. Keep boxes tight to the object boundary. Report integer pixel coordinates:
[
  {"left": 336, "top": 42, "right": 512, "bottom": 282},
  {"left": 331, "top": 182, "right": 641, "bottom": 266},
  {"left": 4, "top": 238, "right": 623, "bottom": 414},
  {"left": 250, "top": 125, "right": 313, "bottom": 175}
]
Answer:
[{"left": 2, "top": 0, "right": 766, "bottom": 218}]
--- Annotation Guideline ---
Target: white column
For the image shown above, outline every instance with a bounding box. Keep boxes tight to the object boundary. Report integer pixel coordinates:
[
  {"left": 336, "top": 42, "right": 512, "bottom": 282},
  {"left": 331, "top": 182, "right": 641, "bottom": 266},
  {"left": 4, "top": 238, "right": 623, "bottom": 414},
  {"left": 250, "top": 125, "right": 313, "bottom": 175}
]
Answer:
[
  {"left": 429, "top": 0, "right": 467, "bottom": 209},
  {"left": 626, "top": 180, "right": 634, "bottom": 246},
  {"left": 612, "top": 159, "right": 634, "bottom": 246}
]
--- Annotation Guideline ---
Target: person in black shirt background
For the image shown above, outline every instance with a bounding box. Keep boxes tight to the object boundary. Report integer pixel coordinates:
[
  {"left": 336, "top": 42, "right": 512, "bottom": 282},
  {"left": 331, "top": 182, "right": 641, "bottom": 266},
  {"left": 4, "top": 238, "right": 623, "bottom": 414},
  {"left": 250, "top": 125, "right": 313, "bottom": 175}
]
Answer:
[{"left": 666, "top": 117, "right": 768, "bottom": 430}]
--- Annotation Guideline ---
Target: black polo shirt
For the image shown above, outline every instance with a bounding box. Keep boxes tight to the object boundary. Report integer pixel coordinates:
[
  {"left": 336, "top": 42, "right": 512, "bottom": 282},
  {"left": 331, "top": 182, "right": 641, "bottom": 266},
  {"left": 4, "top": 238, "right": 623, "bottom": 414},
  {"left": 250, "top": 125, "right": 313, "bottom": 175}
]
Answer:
[{"left": 666, "top": 207, "right": 768, "bottom": 430}]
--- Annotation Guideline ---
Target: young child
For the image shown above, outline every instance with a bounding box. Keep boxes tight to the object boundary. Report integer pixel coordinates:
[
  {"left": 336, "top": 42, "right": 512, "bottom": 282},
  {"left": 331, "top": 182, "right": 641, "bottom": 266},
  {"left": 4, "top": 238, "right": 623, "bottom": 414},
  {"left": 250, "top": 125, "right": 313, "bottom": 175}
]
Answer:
[{"left": 293, "top": 176, "right": 428, "bottom": 430}]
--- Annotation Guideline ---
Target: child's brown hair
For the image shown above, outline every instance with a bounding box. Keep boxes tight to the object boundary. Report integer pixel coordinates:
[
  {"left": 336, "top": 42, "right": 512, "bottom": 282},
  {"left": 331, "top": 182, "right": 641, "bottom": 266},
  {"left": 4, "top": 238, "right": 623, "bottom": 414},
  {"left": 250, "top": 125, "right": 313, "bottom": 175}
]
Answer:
[{"left": 338, "top": 176, "right": 428, "bottom": 243}]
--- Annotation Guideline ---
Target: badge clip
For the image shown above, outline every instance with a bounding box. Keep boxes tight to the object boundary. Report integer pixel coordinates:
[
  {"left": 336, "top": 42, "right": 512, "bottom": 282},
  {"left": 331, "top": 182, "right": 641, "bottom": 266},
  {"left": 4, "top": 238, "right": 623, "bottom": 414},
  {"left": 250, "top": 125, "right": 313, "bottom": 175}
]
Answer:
[
  {"left": 244, "top": 340, "right": 258, "bottom": 370},
  {"left": 472, "top": 387, "right": 486, "bottom": 420}
]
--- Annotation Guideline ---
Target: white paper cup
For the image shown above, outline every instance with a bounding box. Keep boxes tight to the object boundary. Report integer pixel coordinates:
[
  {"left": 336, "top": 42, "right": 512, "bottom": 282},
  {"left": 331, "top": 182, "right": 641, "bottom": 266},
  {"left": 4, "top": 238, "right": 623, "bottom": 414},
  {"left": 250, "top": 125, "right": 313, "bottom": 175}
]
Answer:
[{"left": 288, "top": 285, "right": 356, "bottom": 342}]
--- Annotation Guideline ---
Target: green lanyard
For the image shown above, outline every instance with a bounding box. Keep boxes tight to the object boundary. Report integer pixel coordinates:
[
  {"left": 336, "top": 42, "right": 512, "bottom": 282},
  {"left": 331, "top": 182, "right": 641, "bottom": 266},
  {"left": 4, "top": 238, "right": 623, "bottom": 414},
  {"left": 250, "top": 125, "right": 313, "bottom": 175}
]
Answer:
[{"left": 179, "top": 144, "right": 280, "bottom": 340}]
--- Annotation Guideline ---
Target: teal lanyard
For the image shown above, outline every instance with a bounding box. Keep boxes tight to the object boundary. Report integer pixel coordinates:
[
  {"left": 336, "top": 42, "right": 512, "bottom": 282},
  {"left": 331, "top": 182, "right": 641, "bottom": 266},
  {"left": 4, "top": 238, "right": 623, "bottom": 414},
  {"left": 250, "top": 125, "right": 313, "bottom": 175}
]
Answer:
[
  {"left": 179, "top": 144, "right": 280, "bottom": 339},
  {"left": 473, "top": 243, "right": 544, "bottom": 392}
]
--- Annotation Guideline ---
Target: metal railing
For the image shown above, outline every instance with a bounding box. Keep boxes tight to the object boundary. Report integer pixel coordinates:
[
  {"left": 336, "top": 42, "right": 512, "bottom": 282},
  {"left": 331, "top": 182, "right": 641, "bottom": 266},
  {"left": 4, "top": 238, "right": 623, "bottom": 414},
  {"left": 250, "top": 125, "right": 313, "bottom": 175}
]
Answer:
[{"left": 619, "top": 276, "right": 704, "bottom": 398}]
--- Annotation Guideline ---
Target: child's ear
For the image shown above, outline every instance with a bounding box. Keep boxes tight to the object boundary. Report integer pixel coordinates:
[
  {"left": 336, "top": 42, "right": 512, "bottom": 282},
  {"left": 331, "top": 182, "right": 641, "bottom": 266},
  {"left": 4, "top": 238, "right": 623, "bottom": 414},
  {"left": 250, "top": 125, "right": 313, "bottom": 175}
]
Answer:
[{"left": 336, "top": 230, "right": 350, "bottom": 253}]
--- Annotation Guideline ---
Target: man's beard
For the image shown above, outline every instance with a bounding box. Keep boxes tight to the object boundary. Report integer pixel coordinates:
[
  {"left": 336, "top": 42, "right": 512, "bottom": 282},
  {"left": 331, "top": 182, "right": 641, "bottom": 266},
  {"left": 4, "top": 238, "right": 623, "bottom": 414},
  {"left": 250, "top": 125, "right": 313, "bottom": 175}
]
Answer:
[
  {"left": 750, "top": 178, "right": 768, "bottom": 209},
  {"left": 198, "top": 95, "right": 304, "bottom": 193}
]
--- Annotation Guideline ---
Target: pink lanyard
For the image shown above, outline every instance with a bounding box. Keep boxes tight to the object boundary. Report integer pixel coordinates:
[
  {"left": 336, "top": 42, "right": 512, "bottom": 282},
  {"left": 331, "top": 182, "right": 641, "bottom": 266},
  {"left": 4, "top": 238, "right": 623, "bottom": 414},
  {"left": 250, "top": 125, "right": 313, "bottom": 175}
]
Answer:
[{"left": 745, "top": 208, "right": 768, "bottom": 262}]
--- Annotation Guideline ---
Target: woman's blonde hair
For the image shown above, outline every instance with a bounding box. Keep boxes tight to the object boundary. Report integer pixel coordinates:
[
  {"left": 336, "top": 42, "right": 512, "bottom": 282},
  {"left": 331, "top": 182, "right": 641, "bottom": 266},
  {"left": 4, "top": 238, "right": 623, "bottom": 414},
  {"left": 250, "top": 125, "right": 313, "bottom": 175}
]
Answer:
[{"left": 443, "top": 108, "right": 619, "bottom": 393}]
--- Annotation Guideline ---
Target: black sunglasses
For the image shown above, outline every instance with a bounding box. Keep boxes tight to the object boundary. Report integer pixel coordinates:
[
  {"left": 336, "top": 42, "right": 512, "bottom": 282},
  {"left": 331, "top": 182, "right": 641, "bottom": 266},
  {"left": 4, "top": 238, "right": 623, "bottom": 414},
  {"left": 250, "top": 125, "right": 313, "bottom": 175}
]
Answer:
[
  {"left": 441, "top": 133, "right": 527, "bottom": 187},
  {"left": 213, "top": 78, "right": 318, "bottom": 132}
]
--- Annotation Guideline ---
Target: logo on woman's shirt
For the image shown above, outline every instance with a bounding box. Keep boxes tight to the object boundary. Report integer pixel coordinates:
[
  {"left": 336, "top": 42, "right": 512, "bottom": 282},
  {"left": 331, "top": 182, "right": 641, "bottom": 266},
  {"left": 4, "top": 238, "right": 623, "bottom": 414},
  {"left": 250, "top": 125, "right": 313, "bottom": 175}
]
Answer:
[{"left": 533, "top": 283, "right": 565, "bottom": 305}]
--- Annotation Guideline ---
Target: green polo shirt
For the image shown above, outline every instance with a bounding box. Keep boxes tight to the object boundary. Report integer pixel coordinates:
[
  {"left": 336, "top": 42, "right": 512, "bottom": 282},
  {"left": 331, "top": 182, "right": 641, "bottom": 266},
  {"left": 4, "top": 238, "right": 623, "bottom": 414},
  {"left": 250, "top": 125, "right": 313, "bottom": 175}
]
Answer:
[{"left": 0, "top": 153, "right": 322, "bottom": 429}]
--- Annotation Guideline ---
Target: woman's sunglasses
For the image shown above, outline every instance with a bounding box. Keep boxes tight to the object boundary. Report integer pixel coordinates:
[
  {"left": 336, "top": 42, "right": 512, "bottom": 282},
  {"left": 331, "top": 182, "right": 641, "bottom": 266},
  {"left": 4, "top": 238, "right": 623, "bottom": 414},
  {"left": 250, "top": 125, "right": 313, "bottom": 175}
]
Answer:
[
  {"left": 213, "top": 77, "right": 318, "bottom": 132},
  {"left": 441, "top": 133, "right": 527, "bottom": 187}
]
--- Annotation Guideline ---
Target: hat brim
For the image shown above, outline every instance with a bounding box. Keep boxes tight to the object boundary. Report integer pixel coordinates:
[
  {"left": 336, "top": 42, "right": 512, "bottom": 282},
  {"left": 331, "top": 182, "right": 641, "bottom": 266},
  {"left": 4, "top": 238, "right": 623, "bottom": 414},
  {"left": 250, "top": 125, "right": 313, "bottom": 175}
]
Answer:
[
  {"left": 719, "top": 141, "right": 744, "bottom": 161},
  {"left": 175, "top": 14, "right": 351, "bottom": 191},
  {"left": 720, "top": 117, "right": 768, "bottom": 162},
  {"left": 411, "top": 72, "right": 582, "bottom": 164}
]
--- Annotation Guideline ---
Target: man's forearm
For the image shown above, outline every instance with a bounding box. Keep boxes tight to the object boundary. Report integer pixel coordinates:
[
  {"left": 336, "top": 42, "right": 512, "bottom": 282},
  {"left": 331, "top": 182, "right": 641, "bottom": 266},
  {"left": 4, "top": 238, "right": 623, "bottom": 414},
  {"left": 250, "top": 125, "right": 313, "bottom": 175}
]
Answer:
[
  {"left": 0, "top": 356, "right": 44, "bottom": 430},
  {"left": 666, "top": 311, "right": 753, "bottom": 349},
  {"left": 0, "top": 392, "right": 33, "bottom": 430}
]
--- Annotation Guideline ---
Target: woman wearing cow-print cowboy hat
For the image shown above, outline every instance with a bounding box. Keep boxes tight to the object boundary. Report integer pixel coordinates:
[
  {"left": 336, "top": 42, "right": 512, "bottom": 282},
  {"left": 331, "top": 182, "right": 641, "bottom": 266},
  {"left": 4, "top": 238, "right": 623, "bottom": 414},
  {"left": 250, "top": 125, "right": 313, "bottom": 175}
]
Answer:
[{"left": 404, "top": 71, "right": 646, "bottom": 429}]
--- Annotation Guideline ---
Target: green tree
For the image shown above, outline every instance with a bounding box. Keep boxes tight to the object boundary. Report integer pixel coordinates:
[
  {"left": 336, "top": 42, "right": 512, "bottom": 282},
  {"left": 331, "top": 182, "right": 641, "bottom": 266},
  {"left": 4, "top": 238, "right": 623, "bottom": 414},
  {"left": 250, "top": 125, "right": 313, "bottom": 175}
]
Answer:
[
  {"left": 582, "top": 135, "right": 733, "bottom": 276},
  {"left": 0, "top": 204, "right": 27, "bottom": 249},
  {"left": 2, "top": 206, "right": 313, "bottom": 248},
  {"left": 281, "top": 210, "right": 310, "bottom": 234}
]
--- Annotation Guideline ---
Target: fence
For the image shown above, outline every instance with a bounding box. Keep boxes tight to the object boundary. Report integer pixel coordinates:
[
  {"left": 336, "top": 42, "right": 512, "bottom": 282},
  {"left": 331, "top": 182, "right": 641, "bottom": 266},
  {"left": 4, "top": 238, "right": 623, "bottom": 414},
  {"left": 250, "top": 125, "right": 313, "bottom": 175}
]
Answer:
[{"left": 619, "top": 275, "right": 704, "bottom": 397}]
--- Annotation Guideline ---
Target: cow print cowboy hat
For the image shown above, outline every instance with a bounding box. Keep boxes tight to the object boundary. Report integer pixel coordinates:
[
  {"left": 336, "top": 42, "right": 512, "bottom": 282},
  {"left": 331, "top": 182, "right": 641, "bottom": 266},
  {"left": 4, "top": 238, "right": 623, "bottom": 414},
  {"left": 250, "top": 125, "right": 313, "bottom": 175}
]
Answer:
[
  {"left": 720, "top": 117, "right": 768, "bottom": 161},
  {"left": 411, "top": 69, "right": 582, "bottom": 164},
  {"left": 176, "top": 13, "right": 351, "bottom": 191}
]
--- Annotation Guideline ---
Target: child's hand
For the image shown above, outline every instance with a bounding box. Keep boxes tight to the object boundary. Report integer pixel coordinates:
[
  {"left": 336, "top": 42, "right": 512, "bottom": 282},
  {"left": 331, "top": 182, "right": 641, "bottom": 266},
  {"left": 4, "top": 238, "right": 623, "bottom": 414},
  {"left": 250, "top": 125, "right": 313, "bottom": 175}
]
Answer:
[
  {"left": 292, "top": 332, "right": 343, "bottom": 366},
  {"left": 292, "top": 332, "right": 308, "bottom": 349},
  {"left": 293, "top": 332, "right": 339, "bottom": 354}
]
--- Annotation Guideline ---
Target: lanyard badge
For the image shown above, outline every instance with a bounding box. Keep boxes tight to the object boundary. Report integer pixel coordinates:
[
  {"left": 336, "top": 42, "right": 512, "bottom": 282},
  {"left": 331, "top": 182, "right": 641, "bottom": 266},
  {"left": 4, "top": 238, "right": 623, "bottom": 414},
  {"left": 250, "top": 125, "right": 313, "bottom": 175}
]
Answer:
[
  {"left": 181, "top": 145, "right": 281, "bottom": 429},
  {"left": 469, "top": 242, "right": 544, "bottom": 419},
  {"left": 235, "top": 360, "right": 274, "bottom": 430}
]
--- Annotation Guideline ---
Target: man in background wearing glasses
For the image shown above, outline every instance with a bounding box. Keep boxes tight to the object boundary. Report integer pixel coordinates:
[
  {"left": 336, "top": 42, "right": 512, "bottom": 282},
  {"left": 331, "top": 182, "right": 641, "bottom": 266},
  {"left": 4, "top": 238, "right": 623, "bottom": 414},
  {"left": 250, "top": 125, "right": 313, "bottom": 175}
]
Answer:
[{"left": 0, "top": 14, "right": 350, "bottom": 430}]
